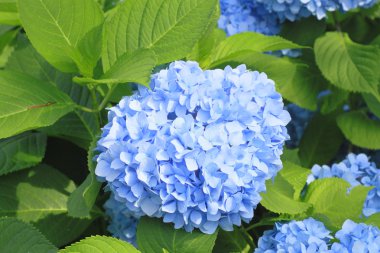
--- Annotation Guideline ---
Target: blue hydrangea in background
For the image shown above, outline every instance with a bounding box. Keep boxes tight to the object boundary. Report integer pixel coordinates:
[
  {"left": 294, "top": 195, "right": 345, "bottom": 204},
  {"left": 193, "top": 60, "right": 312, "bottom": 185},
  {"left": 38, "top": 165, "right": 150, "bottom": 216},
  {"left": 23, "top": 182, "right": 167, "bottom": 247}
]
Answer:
[
  {"left": 307, "top": 153, "right": 380, "bottom": 217},
  {"left": 96, "top": 61, "right": 290, "bottom": 234},
  {"left": 104, "top": 193, "right": 141, "bottom": 246},
  {"left": 254, "top": 0, "right": 378, "bottom": 21},
  {"left": 255, "top": 218, "right": 332, "bottom": 252},
  {"left": 331, "top": 220, "right": 380, "bottom": 253},
  {"left": 218, "top": 0, "right": 280, "bottom": 36},
  {"left": 285, "top": 103, "right": 314, "bottom": 148}
]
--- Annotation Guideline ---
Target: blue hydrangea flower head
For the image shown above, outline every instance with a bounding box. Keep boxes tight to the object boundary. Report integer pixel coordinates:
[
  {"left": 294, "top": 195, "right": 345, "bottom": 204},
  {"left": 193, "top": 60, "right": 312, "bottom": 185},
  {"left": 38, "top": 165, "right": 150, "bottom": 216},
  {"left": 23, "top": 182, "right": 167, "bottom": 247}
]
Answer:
[
  {"left": 307, "top": 153, "right": 380, "bottom": 217},
  {"left": 254, "top": 0, "right": 378, "bottom": 21},
  {"left": 255, "top": 218, "right": 333, "bottom": 252},
  {"left": 331, "top": 220, "right": 380, "bottom": 253},
  {"left": 218, "top": 0, "right": 280, "bottom": 36},
  {"left": 95, "top": 61, "right": 290, "bottom": 234},
  {"left": 104, "top": 194, "right": 141, "bottom": 246}
]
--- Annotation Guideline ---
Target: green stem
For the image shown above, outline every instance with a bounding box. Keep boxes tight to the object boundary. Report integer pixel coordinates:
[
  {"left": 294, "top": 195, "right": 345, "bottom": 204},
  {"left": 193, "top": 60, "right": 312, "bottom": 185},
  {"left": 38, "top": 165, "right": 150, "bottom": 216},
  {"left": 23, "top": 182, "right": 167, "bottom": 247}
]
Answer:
[
  {"left": 245, "top": 220, "right": 275, "bottom": 231},
  {"left": 77, "top": 85, "right": 116, "bottom": 114},
  {"left": 240, "top": 227, "right": 256, "bottom": 249},
  {"left": 332, "top": 12, "right": 342, "bottom": 33},
  {"left": 97, "top": 86, "right": 116, "bottom": 111}
]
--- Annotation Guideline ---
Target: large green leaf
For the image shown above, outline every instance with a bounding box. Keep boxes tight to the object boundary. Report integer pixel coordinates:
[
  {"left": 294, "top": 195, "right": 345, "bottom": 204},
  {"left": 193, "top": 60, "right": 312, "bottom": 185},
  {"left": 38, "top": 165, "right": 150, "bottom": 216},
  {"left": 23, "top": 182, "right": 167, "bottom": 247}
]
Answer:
[
  {"left": 0, "top": 164, "right": 96, "bottom": 246},
  {"left": 137, "top": 217, "right": 218, "bottom": 253},
  {"left": 18, "top": 0, "right": 104, "bottom": 76},
  {"left": 320, "top": 88, "right": 348, "bottom": 115},
  {"left": 315, "top": 32, "right": 380, "bottom": 99},
  {"left": 304, "top": 178, "right": 371, "bottom": 230},
  {"left": 210, "top": 51, "right": 321, "bottom": 110},
  {"left": 0, "top": 0, "right": 20, "bottom": 25},
  {"left": 0, "top": 132, "right": 47, "bottom": 176},
  {"left": 6, "top": 37, "right": 99, "bottom": 148},
  {"left": 260, "top": 173, "right": 312, "bottom": 215},
  {"left": 60, "top": 236, "right": 140, "bottom": 253},
  {"left": 67, "top": 137, "right": 101, "bottom": 218},
  {"left": 208, "top": 32, "right": 305, "bottom": 64},
  {"left": 0, "top": 71, "right": 75, "bottom": 139},
  {"left": 102, "top": 0, "right": 218, "bottom": 70},
  {"left": 298, "top": 114, "right": 344, "bottom": 167},
  {"left": 0, "top": 217, "right": 57, "bottom": 253},
  {"left": 75, "top": 49, "right": 157, "bottom": 87},
  {"left": 363, "top": 93, "right": 380, "bottom": 119},
  {"left": 280, "top": 17, "right": 326, "bottom": 47},
  {"left": 279, "top": 161, "right": 310, "bottom": 200},
  {"left": 337, "top": 110, "right": 380, "bottom": 149},
  {"left": 212, "top": 229, "right": 251, "bottom": 253}
]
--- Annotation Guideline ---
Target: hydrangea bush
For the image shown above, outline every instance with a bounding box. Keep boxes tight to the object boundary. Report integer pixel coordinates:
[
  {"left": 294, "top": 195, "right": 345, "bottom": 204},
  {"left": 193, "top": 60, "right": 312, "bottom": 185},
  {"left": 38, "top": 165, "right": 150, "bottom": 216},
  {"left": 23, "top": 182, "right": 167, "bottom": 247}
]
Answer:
[{"left": 0, "top": 0, "right": 379, "bottom": 252}]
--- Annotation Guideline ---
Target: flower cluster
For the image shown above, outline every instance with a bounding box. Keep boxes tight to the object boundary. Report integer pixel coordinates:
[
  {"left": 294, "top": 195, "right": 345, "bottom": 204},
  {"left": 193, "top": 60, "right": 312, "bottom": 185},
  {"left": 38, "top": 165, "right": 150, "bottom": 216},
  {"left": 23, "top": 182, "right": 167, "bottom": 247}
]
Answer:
[
  {"left": 255, "top": 218, "right": 332, "bottom": 252},
  {"left": 256, "top": 218, "right": 380, "bottom": 253},
  {"left": 307, "top": 153, "right": 380, "bottom": 217},
  {"left": 218, "top": 0, "right": 280, "bottom": 36},
  {"left": 254, "top": 0, "right": 377, "bottom": 21},
  {"left": 96, "top": 61, "right": 290, "bottom": 234},
  {"left": 104, "top": 194, "right": 141, "bottom": 246},
  {"left": 285, "top": 103, "right": 314, "bottom": 148},
  {"left": 331, "top": 220, "right": 380, "bottom": 253}
]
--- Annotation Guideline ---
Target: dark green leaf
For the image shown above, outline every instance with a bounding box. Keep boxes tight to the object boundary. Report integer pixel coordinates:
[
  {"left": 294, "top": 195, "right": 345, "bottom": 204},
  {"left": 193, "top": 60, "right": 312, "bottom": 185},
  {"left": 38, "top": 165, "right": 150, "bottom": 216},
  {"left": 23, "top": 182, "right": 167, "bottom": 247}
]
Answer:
[
  {"left": 363, "top": 93, "right": 380, "bottom": 119},
  {"left": 320, "top": 88, "right": 349, "bottom": 115},
  {"left": 137, "top": 217, "right": 218, "bottom": 253},
  {"left": 213, "top": 229, "right": 251, "bottom": 253},
  {"left": 0, "top": 132, "right": 46, "bottom": 176},
  {"left": 67, "top": 137, "right": 101, "bottom": 218},
  {"left": 0, "top": 71, "right": 75, "bottom": 139},
  {"left": 299, "top": 113, "right": 344, "bottom": 167},
  {"left": 0, "top": 164, "right": 97, "bottom": 246},
  {"left": 0, "top": 217, "right": 57, "bottom": 253},
  {"left": 337, "top": 110, "right": 380, "bottom": 149}
]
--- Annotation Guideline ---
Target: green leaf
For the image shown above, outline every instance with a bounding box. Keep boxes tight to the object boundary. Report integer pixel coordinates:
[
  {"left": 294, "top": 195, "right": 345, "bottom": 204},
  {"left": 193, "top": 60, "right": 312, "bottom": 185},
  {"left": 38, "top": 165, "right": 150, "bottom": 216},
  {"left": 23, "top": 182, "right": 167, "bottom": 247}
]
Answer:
[
  {"left": 0, "top": 0, "right": 20, "bottom": 25},
  {"left": 0, "top": 71, "right": 75, "bottom": 139},
  {"left": 212, "top": 229, "right": 251, "bottom": 253},
  {"left": 279, "top": 161, "right": 310, "bottom": 200},
  {"left": 364, "top": 213, "right": 380, "bottom": 228},
  {"left": 320, "top": 88, "right": 349, "bottom": 115},
  {"left": 208, "top": 32, "right": 306, "bottom": 64},
  {"left": 210, "top": 51, "right": 321, "bottom": 110},
  {"left": 18, "top": 0, "right": 104, "bottom": 76},
  {"left": 0, "top": 217, "right": 57, "bottom": 253},
  {"left": 314, "top": 32, "right": 380, "bottom": 99},
  {"left": 299, "top": 113, "right": 344, "bottom": 167},
  {"left": 0, "top": 164, "right": 97, "bottom": 246},
  {"left": 75, "top": 49, "right": 157, "bottom": 87},
  {"left": 188, "top": 28, "right": 226, "bottom": 67},
  {"left": 137, "top": 217, "right": 218, "bottom": 253},
  {"left": 260, "top": 173, "right": 312, "bottom": 215},
  {"left": 337, "top": 110, "right": 380, "bottom": 149},
  {"left": 6, "top": 37, "right": 99, "bottom": 148},
  {"left": 102, "top": 0, "right": 218, "bottom": 70},
  {"left": 363, "top": 93, "right": 380, "bottom": 119},
  {"left": 60, "top": 236, "right": 139, "bottom": 253},
  {"left": 282, "top": 148, "right": 301, "bottom": 165},
  {"left": 280, "top": 17, "right": 326, "bottom": 47},
  {"left": 304, "top": 178, "right": 372, "bottom": 230},
  {"left": 0, "top": 132, "right": 47, "bottom": 176},
  {"left": 67, "top": 137, "right": 101, "bottom": 218}
]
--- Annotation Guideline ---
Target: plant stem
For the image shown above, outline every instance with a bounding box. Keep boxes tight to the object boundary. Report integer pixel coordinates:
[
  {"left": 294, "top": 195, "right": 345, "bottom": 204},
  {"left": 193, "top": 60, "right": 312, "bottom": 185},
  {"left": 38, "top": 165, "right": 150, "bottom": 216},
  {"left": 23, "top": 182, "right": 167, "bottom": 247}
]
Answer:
[
  {"left": 245, "top": 220, "right": 275, "bottom": 231},
  {"left": 240, "top": 227, "right": 256, "bottom": 249},
  {"left": 332, "top": 12, "right": 342, "bottom": 33},
  {"left": 97, "top": 86, "right": 116, "bottom": 111}
]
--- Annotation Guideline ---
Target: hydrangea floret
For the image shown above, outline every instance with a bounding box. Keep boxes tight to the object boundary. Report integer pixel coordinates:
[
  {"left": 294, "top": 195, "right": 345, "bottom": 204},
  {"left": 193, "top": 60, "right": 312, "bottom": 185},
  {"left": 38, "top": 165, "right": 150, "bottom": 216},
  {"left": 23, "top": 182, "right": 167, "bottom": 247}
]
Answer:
[
  {"left": 307, "top": 153, "right": 380, "bottom": 216},
  {"left": 96, "top": 61, "right": 290, "bottom": 234}
]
